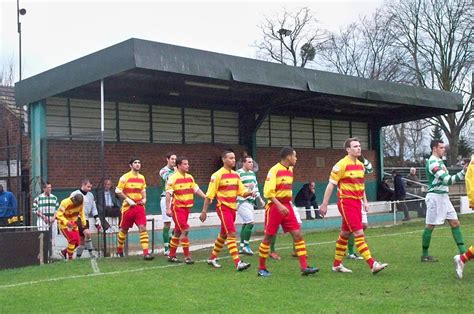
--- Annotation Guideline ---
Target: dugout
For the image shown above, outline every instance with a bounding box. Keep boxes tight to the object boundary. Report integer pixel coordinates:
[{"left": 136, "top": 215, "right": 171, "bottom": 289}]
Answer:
[{"left": 14, "top": 38, "right": 462, "bottom": 217}]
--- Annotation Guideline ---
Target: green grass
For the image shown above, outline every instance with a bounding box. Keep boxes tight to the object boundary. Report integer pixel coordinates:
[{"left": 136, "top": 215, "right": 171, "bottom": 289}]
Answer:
[{"left": 2, "top": 216, "right": 474, "bottom": 313}]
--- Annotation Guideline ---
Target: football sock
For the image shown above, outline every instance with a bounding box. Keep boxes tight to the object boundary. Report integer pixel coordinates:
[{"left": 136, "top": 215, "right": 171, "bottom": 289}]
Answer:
[
  {"left": 240, "top": 224, "right": 247, "bottom": 247},
  {"left": 139, "top": 230, "right": 149, "bottom": 255},
  {"left": 334, "top": 235, "right": 349, "bottom": 267},
  {"left": 451, "top": 226, "right": 466, "bottom": 254},
  {"left": 163, "top": 226, "right": 170, "bottom": 249},
  {"left": 181, "top": 236, "right": 190, "bottom": 257},
  {"left": 210, "top": 234, "right": 226, "bottom": 260},
  {"left": 347, "top": 234, "right": 355, "bottom": 255},
  {"left": 244, "top": 224, "right": 254, "bottom": 244},
  {"left": 117, "top": 230, "right": 126, "bottom": 253},
  {"left": 422, "top": 227, "right": 433, "bottom": 257},
  {"left": 85, "top": 238, "right": 93, "bottom": 253},
  {"left": 460, "top": 246, "right": 474, "bottom": 263},
  {"left": 76, "top": 245, "right": 84, "bottom": 257},
  {"left": 169, "top": 235, "right": 180, "bottom": 257},
  {"left": 294, "top": 240, "right": 308, "bottom": 270},
  {"left": 355, "top": 235, "right": 374, "bottom": 268},
  {"left": 67, "top": 243, "right": 75, "bottom": 259},
  {"left": 270, "top": 236, "right": 276, "bottom": 252},
  {"left": 226, "top": 236, "right": 241, "bottom": 266},
  {"left": 259, "top": 239, "right": 271, "bottom": 270}
]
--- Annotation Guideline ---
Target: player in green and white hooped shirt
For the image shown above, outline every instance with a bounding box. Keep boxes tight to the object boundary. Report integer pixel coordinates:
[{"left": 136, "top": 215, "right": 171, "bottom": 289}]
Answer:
[
  {"left": 159, "top": 153, "right": 176, "bottom": 256},
  {"left": 421, "top": 139, "right": 468, "bottom": 262},
  {"left": 237, "top": 156, "right": 265, "bottom": 255}
]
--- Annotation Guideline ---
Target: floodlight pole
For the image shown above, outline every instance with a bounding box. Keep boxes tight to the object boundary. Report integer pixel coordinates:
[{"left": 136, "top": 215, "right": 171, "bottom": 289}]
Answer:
[{"left": 278, "top": 28, "right": 292, "bottom": 64}]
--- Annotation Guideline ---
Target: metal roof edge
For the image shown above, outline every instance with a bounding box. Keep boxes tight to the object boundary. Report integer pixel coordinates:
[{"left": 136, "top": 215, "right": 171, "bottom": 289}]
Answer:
[{"left": 15, "top": 39, "right": 137, "bottom": 105}]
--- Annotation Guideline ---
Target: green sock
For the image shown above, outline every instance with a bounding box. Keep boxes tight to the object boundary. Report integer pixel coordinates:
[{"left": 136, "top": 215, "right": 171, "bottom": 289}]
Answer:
[
  {"left": 240, "top": 224, "right": 247, "bottom": 246},
  {"left": 451, "top": 226, "right": 467, "bottom": 254},
  {"left": 348, "top": 235, "right": 355, "bottom": 255},
  {"left": 270, "top": 236, "right": 276, "bottom": 252},
  {"left": 245, "top": 224, "right": 254, "bottom": 243},
  {"left": 422, "top": 227, "right": 433, "bottom": 257},
  {"left": 163, "top": 226, "right": 170, "bottom": 248}
]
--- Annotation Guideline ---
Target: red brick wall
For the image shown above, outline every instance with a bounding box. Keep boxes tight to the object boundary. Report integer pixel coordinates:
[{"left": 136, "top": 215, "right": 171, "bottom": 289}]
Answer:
[{"left": 47, "top": 140, "right": 378, "bottom": 188}]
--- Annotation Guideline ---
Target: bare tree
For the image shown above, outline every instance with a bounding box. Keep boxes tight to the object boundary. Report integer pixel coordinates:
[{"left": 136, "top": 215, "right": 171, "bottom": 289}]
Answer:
[
  {"left": 320, "top": 9, "right": 411, "bottom": 83},
  {"left": 1, "top": 58, "right": 16, "bottom": 86},
  {"left": 255, "top": 7, "right": 329, "bottom": 67},
  {"left": 386, "top": 0, "right": 473, "bottom": 163}
]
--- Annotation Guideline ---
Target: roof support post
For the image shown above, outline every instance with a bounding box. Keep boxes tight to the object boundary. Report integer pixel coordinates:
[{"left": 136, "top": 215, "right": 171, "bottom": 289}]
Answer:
[
  {"left": 239, "top": 107, "right": 270, "bottom": 160},
  {"left": 370, "top": 124, "right": 384, "bottom": 190},
  {"left": 30, "top": 100, "right": 46, "bottom": 197}
]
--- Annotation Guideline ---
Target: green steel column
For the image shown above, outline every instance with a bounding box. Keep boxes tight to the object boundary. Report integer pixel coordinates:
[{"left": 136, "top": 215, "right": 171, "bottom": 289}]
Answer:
[
  {"left": 30, "top": 100, "right": 46, "bottom": 196},
  {"left": 371, "top": 125, "right": 384, "bottom": 182}
]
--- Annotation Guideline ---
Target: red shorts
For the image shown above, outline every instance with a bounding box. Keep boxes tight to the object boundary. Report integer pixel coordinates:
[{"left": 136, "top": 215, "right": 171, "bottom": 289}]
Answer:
[
  {"left": 264, "top": 202, "right": 300, "bottom": 236},
  {"left": 60, "top": 227, "right": 80, "bottom": 246},
  {"left": 338, "top": 198, "right": 363, "bottom": 232},
  {"left": 120, "top": 205, "right": 147, "bottom": 230},
  {"left": 216, "top": 204, "right": 236, "bottom": 235},
  {"left": 171, "top": 206, "right": 190, "bottom": 232}
]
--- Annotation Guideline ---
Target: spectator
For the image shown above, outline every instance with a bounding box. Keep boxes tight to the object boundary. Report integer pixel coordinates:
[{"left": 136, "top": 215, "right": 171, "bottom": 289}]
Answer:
[
  {"left": 406, "top": 168, "right": 420, "bottom": 187},
  {"left": 378, "top": 177, "right": 394, "bottom": 201},
  {"left": 0, "top": 184, "right": 18, "bottom": 227},
  {"left": 96, "top": 178, "right": 121, "bottom": 231},
  {"left": 392, "top": 170, "right": 410, "bottom": 221},
  {"left": 294, "top": 181, "right": 321, "bottom": 219},
  {"left": 33, "top": 182, "right": 59, "bottom": 231}
]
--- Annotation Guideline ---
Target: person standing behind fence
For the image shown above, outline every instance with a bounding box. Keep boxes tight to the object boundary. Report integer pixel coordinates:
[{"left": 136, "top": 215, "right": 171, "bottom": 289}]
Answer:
[
  {"left": 115, "top": 157, "right": 154, "bottom": 260},
  {"left": 320, "top": 138, "right": 388, "bottom": 274},
  {"left": 165, "top": 157, "right": 206, "bottom": 264},
  {"left": 32, "top": 182, "right": 59, "bottom": 254},
  {"left": 294, "top": 181, "right": 320, "bottom": 220},
  {"left": 421, "top": 139, "right": 468, "bottom": 262},
  {"left": 159, "top": 153, "right": 176, "bottom": 256},
  {"left": 96, "top": 178, "right": 121, "bottom": 231},
  {"left": 71, "top": 179, "right": 102, "bottom": 258},
  {"left": 33, "top": 182, "right": 59, "bottom": 231},
  {"left": 56, "top": 194, "right": 88, "bottom": 260},
  {"left": 453, "top": 154, "right": 474, "bottom": 279},
  {"left": 0, "top": 184, "right": 19, "bottom": 227},
  {"left": 392, "top": 170, "right": 410, "bottom": 221},
  {"left": 406, "top": 168, "right": 420, "bottom": 187}
]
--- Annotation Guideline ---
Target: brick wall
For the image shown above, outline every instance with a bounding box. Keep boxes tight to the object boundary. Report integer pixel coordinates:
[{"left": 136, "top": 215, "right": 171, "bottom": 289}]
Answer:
[{"left": 47, "top": 139, "right": 378, "bottom": 188}]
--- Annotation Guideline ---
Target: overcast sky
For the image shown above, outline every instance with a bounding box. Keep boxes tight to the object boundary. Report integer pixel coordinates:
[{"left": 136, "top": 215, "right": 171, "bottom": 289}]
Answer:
[{"left": 1, "top": 0, "right": 383, "bottom": 82}]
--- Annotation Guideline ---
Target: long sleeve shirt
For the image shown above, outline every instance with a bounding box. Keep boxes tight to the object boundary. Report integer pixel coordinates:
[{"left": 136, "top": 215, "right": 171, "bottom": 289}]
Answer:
[{"left": 0, "top": 191, "right": 18, "bottom": 218}]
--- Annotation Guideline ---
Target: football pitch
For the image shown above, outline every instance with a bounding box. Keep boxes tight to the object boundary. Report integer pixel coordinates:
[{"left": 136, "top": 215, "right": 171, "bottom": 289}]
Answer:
[{"left": 2, "top": 216, "right": 474, "bottom": 313}]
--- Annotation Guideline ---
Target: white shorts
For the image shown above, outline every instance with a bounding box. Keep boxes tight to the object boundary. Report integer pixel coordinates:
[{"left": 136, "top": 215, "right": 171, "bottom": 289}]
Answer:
[
  {"left": 361, "top": 209, "right": 368, "bottom": 225},
  {"left": 292, "top": 204, "right": 302, "bottom": 224},
  {"left": 160, "top": 197, "right": 173, "bottom": 223},
  {"left": 237, "top": 201, "right": 255, "bottom": 224},
  {"left": 425, "top": 193, "right": 458, "bottom": 225}
]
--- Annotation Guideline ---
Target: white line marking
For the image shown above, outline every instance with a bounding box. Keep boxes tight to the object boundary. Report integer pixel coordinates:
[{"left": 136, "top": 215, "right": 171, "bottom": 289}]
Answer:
[
  {"left": 0, "top": 226, "right": 459, "bottom": 290},
  {"left": 90, "top": 257, "right": 100, "bottom": 274}
]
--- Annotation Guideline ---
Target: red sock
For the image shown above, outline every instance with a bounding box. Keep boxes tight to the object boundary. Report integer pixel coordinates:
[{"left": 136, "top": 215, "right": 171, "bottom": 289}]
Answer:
[
  {"left": 143, "top": 249, "right": 149, "bottom": 256},
  {"left": 182, "top": 237, "right": 190, "bottom": 257},
  {"left": 169, "top": 236, "right": 180, "bottom": 257},
  {"left": 461, "top": 246, "right": 474, "bottom": 263},
  {"left": 259, "top": 239, "right": 271, "bottom": 270}
]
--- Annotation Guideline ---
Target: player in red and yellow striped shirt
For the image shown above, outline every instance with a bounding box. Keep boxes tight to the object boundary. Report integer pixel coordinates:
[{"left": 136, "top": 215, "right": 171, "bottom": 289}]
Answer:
[
  {"left": 257, "top": 147, "right": 319, "bottom": 277},
  {"left": 115, "top": 157, "right": 153, "bottom": 260},
  {"left": 165, "top": 157, "right": 206, "bottom": 264},
  {"left": 200, "top": 150, "right": 252, "bottom": 271},
  {"left": 320, "top": 138, "right": 388, "bottom": 274},
  {"left": 56, "top": 194, "right": 89, "bottom": 260}
]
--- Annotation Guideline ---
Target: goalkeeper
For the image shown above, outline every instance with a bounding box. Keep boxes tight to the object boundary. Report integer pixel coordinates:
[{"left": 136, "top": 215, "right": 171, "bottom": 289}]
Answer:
[{"left": 71, "top": 179, "right": 102, "bottom": 258}]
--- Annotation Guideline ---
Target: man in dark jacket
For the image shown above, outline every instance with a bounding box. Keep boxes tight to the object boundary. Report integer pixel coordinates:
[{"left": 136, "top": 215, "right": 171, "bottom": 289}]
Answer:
[
  {"left": 392, "top": 170, "right": 410, "bottom": 221},
  {"left": 294, "top": 181, "right": 321, "bottom": 219}
]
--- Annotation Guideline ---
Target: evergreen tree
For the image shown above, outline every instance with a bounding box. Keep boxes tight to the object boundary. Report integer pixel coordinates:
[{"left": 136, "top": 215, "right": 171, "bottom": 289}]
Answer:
[{"left": 431, "top": 125, "right": 443, "bottom": 141}]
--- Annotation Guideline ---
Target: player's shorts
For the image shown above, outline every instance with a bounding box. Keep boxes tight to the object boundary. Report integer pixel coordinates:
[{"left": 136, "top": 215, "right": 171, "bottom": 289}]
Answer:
[
  {"left": 338, "top": 198, "right": 363, "bottom": 232},
  {"left": 160, "top": 196, "right": 173, "bottom": 223},
  {"left": 216, "top": 204, "right": 237, "bottom": 235},
  {"left": 77, "top": 219, "right": 90, "bottom": 237},
  {"left": 425, "top": 193, "right": 458, "bottom": 225},
  {"left": 237, "top": 201, "right": 255, "bottom": 224},
  {"left": 171, "top": 205, "right": 190, "bottom": 232},
  {"left": 120, "top": 205, "right": 147, "bottom": 230},
  {"left": 264, "top": 202, "right": 300, "bottom": 236},
  {"left": 60, "top": 227, "right": 80, "bottom": 246}
]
